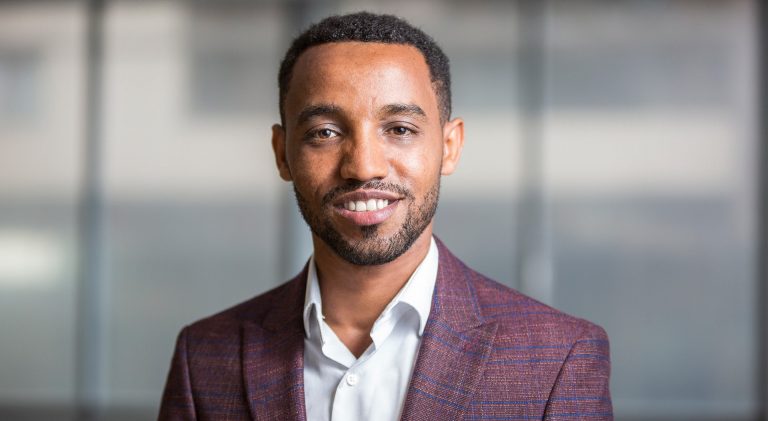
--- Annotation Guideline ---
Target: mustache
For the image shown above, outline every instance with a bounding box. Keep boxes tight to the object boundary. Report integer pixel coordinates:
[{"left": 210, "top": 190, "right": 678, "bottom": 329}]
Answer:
[{"left": 321, "top": 180, "right": 414, "bottom": 206}]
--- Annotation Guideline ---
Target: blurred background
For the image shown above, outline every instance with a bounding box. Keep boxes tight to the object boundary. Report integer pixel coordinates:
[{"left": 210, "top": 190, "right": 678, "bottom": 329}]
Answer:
[{"left": 0, "top": 0, "right": 764, "bottom": 420}]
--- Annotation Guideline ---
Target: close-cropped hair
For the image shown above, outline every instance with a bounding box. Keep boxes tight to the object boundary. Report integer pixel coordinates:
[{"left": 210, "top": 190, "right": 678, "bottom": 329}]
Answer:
[{"left": 277, "top": 12, "right": 452, "bottom": 124}]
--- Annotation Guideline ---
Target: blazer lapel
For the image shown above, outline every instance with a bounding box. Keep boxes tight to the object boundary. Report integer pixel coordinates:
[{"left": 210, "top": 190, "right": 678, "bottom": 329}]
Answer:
[
  {"left": 243, "top": 269, "right": 308, "bottom": 421},
  {"left": 401, "top": 240, "right": 497, "bottom": 420}
]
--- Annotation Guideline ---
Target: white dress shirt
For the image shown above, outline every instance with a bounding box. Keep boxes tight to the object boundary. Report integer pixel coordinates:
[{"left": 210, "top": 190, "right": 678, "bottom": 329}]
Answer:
[{"left": 302, "top": 237, "right": 439, "bottom": 421}]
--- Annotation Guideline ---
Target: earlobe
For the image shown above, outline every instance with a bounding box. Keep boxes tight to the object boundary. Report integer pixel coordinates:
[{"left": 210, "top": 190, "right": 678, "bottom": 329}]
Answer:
[
  {"left": 441, "top": 117, "right": 465, "bottom": 176},
  {"left": 271, "top": 124, "right": 293, "bottom": 181}
]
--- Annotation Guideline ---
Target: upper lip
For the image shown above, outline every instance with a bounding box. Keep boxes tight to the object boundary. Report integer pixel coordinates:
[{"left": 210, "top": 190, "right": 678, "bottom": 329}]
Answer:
[{"left": 332, "top": 190, "right": 402, "bottom": 207}]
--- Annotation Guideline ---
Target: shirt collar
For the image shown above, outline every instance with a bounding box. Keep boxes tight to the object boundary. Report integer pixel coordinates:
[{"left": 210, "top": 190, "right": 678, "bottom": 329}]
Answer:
[
  {"left": 302, "top": 237, "right": 439, "bottom": 339},
  {"left": 302, "top": 254, "right": 324, "bottom": 340}
]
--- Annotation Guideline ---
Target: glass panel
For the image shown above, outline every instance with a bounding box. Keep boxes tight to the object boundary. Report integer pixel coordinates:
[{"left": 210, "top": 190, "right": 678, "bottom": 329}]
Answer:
[
  {"left": 0, "top": 0, "right": 85, "bottom": 411},
  {"left": 102, "top": 0, "right": 287, "bottom": 412},
  {"left": 543, "top": 1, "right": 758, "bottom": 418}
]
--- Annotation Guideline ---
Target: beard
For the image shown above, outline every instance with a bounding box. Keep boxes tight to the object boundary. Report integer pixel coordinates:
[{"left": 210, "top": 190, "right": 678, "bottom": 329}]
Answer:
[{"left": 293, "top": 179, "right": 440, "bottom": 266}]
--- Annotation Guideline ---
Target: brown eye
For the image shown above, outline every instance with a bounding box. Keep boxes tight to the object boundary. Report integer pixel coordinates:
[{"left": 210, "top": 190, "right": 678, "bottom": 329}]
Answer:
[
  {"left": 390, "top": 126, "right": 412, "bottom": 136},
  {"left": 318, "top": 128, "right": 335, "bottom": 138},
  {"left": 304, "top": 126, "right": 340, "bottom": 143}
]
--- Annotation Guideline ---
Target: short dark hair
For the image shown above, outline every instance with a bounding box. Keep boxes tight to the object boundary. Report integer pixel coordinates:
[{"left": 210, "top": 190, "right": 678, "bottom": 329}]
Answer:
[{"left": 278, "top": 12, "right": 452, "bottom": 124}]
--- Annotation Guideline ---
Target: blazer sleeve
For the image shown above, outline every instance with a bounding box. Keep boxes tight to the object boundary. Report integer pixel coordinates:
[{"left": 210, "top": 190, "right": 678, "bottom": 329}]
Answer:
[
  {"left": 158, "top": 326, "right": 197, "bottom": 420},
  {"left": 543, "top": 323, "right": 613, "bottom": 420}
]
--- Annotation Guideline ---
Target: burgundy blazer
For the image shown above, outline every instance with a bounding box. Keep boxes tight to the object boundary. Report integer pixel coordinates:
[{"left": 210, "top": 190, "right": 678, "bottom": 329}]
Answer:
[{"left": 159, "top": 240, "right": 612, "bottom": 420}]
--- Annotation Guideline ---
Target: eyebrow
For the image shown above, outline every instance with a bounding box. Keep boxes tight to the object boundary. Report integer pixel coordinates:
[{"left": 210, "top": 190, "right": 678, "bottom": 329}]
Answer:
[
  {"left": 295, "top": 102, "right": 428, "bottom": 125},
  {"left": 296, "top": 104, "right": 342, "bottom": 125},
  {"left": 380, "top": 103, "right": 427, "bottom": 120}
]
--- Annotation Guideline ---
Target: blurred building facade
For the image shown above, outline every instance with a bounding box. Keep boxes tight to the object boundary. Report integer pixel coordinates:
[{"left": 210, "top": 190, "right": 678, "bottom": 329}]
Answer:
[{"left": 0, "top": 0, "right": 761, "bottom": 419}]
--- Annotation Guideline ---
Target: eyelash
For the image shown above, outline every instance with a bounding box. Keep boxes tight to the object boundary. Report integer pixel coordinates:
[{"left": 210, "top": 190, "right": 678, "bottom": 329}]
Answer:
[
  {"left": 305, "top": 127, "right": 340, "bottom": 142},
  {"left": 304, "top": 124, "right": 419, "bottom": 142},
  {"left": 387, "top": 126, "right": 416, "bottom": 137}
]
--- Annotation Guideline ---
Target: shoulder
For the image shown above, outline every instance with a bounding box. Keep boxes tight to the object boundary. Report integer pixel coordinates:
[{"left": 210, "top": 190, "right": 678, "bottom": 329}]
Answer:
[
  {"left": 435, "top": 239, "right": 608, "bottom": 347},
  {"left": 435, "top": 247, "right": 612, "bottom": 413},
  {"left": 458, "top": 263, "right": 611, "bottom": 378},
  {"left": 473, "top": 268, "right": 607, "bottom": 342}
]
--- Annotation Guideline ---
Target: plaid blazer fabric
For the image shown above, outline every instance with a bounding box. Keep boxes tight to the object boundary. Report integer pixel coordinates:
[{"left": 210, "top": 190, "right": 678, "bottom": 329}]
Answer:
[{"left": 159, "top": 239, "right": 612, "bottom": 420}]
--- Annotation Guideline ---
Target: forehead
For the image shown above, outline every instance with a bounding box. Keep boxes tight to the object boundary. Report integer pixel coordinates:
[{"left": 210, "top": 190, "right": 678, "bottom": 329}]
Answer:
[{"left": 285, "top": 42, "right": 439, "bottom": 123}]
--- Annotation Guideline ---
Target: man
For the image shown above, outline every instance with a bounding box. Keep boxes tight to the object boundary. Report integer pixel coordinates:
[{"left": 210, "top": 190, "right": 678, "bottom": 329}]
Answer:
[{"left": 160, "top": 12, "right": 611, "bottom": 421}]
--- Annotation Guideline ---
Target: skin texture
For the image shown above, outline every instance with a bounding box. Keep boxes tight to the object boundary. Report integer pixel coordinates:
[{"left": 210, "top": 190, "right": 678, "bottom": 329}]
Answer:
[{"left": 272, "top": 42, "right": 464, "bottom": 357}]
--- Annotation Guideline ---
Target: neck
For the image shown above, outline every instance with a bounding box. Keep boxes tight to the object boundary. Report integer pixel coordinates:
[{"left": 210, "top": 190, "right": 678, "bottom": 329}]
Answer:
[{"left": 311, "top": 225, "right": 433, "bottom": 356}]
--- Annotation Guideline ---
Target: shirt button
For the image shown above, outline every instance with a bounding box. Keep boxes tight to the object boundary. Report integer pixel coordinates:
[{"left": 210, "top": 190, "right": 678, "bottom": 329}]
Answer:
[{"left": 346, "top": 373, "right": 359, "bottom": 386}]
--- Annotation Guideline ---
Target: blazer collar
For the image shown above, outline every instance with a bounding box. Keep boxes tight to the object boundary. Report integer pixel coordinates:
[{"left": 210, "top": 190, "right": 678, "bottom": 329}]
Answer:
[
  {"left": 428, "top": 237, "right": 486, "bottom": 332},
  {"left": 243, "top": 266, "right": 308, "bottom": 421},
  {"left": 401, "top": 238, "right": 497, "bottom": 420},
  {"left": 262, "top": 264, "right": 308, "bottom": 332}
]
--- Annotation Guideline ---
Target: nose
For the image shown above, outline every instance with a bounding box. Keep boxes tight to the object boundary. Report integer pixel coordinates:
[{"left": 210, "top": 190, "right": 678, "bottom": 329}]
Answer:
[{"left": 339, "top": 131, "right": 389, "bottom": 182}]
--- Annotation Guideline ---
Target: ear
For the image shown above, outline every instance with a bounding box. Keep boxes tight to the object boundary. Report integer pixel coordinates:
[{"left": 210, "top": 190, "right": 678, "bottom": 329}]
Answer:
[
  {"left": 271, "top": 124, "right": 293, "bottom": 181},
  {"left": 440, "top": 117, "right": 465, "bottom": 176}
]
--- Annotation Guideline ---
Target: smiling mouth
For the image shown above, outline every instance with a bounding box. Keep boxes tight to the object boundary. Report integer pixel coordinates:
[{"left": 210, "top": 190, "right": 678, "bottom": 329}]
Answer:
[
  {"left": 331, "top": 190, "right": 402, "bottom": 226},
  {"left": 343, "top": 199, "right": 390, "bottom": 212},
  {"left": 332, "top": 189, "right": 402, "bottom": 210}
]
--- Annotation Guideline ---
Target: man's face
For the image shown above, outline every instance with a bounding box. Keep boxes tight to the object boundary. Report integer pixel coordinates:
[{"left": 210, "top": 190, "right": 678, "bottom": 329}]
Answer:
[{"left": 273, "top": 42, "right": 463, "bottom": 265}]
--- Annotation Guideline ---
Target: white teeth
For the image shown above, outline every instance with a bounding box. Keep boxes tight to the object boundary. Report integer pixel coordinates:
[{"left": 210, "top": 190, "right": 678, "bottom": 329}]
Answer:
[{"left": 344, "top": 199, "right": 391, "bottom": 212}]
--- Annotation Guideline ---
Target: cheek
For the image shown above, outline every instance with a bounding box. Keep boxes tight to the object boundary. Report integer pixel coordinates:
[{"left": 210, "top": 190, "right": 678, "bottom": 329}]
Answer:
[
  {"left": 289, "top": 148, "right": 339, "bottom": 194},
  {"left": 392, "top": 147, "right": 442, "bottom": 194},
  {"left": 399, "top": 137, "right": 444, "bottom": 173}
]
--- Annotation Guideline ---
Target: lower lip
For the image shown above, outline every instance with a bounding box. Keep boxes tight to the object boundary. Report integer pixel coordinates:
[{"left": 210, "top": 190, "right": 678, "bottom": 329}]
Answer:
[{"left": 334, "top": 201, "right": 399, "bottom": 226}]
